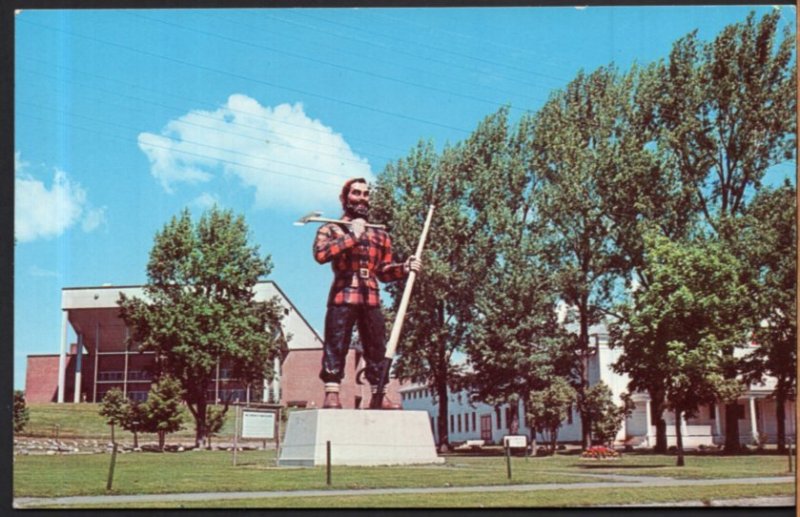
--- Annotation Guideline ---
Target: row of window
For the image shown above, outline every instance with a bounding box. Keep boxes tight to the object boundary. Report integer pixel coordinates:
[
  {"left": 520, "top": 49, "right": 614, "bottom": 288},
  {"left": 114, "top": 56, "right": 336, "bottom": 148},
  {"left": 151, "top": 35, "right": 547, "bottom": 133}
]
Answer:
[{"left": 98, "top": 371, "right": 152, "bottom": 381}]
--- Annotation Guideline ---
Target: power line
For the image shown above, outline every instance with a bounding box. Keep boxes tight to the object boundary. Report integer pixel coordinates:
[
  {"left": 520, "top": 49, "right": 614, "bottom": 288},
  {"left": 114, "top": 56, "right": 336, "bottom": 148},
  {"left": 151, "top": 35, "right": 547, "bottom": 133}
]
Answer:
[
  {"left": 295, "top": 10, "right": 569, "bottom": 87},
  {"left": 17, "top": 110, "right": 344, "bottom": 188},
  {"left": 17, "top": 63, "right": 399, "bottom": 167},
  {"left": 193, "top": 10, "right": 552, "bottom": 108},
  {"left": 17, "top": 98, "right": 360, "bottom": 183},
  {"left": 17, "top": 16, "right": 475, "bottom": 136},
  {"left": 366, "top": 9, "right": 580, "bottom": 81},
  {"left": 130, "top": 11, "right": 542, "bottom": 115}
]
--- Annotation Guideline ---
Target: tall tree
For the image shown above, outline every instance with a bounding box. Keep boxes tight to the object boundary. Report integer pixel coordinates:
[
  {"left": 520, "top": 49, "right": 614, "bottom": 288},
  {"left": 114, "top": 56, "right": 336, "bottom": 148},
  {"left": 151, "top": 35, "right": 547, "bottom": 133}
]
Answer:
[
  {"left": 118, "top": 207, "right": 286, "bottom": 447},
  {"left": 613, "top": 232, "right": 752, "bottom": 465},
  {"left": 372, "top": 132, "right": 494, "bottom": 450},
  {"left": 737, "top": 183, "right": 797, "bottom": 451},
  {"left": 531, "top": 66, "right": 628, "bottom": 449},
  {"left": 654, "top": 10, "right": 796, "bottom": 451},
  {"left": 463, "top": 110, "right": 570, "bottom": 443}
]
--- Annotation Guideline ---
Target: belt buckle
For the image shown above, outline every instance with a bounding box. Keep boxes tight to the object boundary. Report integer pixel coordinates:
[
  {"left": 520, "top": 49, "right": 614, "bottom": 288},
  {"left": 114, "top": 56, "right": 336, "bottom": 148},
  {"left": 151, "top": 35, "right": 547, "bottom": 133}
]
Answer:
[{"left": 358, "top": 268, "right": 369, "bottom": 279}]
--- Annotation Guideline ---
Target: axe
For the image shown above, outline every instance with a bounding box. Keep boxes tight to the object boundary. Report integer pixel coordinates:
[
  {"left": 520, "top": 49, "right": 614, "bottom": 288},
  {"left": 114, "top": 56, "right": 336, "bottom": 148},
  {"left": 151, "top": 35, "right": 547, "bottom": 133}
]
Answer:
[
  {"left": 371, "top": 204, "right": 435, "bottom": 408},
  {"left": 294, "top": 211, "right": 386, "bottom": 230}
]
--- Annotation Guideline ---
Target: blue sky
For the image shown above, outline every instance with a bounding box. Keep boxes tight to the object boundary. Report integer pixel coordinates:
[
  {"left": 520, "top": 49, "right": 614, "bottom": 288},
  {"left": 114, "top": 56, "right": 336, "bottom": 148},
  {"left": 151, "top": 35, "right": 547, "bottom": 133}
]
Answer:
[{"left": 14, "top": 5, "right": 796, "bottom": 390}]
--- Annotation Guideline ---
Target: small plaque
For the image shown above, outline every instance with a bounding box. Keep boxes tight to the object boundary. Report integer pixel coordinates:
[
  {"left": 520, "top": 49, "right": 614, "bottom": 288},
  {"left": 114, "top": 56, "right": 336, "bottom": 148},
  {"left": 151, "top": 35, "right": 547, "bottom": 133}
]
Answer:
[
  {"left": 503, "top": 435, "right": 527, "bottom": 448},
  {"left": 241, "top": 410, "right": 276, "bottom": 439}
]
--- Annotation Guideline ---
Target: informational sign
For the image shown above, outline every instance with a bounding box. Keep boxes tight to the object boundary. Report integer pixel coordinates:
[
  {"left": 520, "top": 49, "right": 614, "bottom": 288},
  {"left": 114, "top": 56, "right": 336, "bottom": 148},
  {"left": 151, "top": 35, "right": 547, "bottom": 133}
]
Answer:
[
  {"left": 241, "top": 410, "right": 276, "bottom": 439},
  {"left": 503, "top": 435, "right": 527, "bottom": 448}
]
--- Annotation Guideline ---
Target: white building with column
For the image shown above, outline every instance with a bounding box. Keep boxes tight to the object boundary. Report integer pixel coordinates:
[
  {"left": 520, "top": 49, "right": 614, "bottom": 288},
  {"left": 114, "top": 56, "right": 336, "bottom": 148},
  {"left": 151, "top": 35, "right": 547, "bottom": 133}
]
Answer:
[{"left": 400, "top": 325, "right": 796, "bottom": 448}]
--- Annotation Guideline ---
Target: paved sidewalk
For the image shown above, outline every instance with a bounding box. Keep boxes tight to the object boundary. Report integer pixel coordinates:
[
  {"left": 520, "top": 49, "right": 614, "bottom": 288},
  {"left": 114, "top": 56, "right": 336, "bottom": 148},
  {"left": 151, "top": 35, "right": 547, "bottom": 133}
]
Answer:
[{"left": 13, "top": 474, "right": 795, "bottom": 508}]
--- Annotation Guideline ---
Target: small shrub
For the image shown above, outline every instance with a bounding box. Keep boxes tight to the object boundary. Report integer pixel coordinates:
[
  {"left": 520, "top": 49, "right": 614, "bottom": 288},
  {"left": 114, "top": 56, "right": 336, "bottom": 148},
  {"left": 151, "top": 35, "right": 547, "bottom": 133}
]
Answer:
[{"left": 14, "top": 390, "right": 30, "bottom": 434}]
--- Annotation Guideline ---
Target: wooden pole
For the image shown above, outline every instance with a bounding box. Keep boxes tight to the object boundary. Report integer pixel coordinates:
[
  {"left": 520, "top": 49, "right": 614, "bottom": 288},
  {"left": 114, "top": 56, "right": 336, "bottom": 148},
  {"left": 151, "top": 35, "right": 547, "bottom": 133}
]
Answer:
[
  {"left": 372, "top": 205, "right": 435, "bottom": 403},
  {"left": 505, "top": 443, "right": 512, "bottom": 480},
  {"left": 232, "top": 405, "right": 240, "bottom": 466},
  {"left": 326, "top": 440, "right": 332, "bottom": 486}
]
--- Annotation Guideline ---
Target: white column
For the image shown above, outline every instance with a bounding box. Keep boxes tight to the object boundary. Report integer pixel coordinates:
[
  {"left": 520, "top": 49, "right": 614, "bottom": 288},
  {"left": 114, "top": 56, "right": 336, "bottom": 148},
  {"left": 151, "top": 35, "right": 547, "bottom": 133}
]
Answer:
[
  {"left": 713, "top": 403, "right": 722, "bottom": 441},
  {"left": 73, "top": 334, "right": 82, "bottom": 403},
  {"left": 57, "top": 311, "right": 68, "bottom": 403},
  {"left": 749, "top": 397, "right": 758, "bottom": 442},
  {"left": 644, "top": 399, "right": 652, "bottom": 447},
  {"left": 271, "top": 356, "right": 281, "bottom": 404}
]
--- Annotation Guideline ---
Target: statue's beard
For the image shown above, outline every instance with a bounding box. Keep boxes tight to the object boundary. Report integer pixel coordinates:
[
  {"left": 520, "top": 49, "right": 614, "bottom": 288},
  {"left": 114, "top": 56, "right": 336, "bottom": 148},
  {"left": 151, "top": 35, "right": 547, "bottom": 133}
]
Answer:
[{"left": 345, "top": 201, "right": 369, "bottom": 219}]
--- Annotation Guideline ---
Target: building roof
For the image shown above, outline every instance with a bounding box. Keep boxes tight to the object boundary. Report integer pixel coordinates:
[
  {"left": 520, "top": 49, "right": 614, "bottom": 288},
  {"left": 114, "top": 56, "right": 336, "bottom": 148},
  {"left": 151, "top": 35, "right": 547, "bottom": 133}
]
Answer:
[{"left": 61, "top": 281, "right": 323, "bottom": 353}]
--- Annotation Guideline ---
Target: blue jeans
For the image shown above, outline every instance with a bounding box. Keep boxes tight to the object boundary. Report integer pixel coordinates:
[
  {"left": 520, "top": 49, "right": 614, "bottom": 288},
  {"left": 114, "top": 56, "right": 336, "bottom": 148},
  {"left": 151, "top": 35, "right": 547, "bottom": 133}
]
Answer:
[{"left": 320, "top": 304, "right": 386, "bottom": 386}]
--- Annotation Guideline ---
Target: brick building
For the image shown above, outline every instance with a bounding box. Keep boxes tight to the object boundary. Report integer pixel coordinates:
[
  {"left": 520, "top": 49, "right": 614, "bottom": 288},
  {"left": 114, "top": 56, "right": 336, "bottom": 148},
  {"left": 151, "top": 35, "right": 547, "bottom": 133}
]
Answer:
[{"left": 25, "top": 282, "right": 401, "bottom": 408}]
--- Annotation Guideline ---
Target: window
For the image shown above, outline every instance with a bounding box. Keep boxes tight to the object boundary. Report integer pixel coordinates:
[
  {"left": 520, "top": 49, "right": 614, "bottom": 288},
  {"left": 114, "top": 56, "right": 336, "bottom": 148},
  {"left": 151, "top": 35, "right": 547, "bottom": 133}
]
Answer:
[
  {"left": 98, "top": 371, "right": 124, "bottom": 381},
  {"left": 734, "top": 404, "right": 746, "bottom": 420},
  {"left": 472, "top": 412, "right": 476, "bottom": 431},
  {"left": 567, "top": 404, "right": 573, "bottom": 425},
  {"left": 457, "top": 414, "right": 462, "bottom": 433},
  {"left": 495, "top": 407, "right": 502, "bottom": 429},
  {"left": 709, "top": 403, "right": 716, "bottom": 420},
  {"left": 450, "top": 414, "right": 454, "bottom": 433}
]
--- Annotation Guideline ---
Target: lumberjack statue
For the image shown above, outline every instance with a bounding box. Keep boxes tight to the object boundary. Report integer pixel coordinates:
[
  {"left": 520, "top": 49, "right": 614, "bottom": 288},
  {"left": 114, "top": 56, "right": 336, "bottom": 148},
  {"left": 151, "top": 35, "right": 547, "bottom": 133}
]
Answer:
[{"left": 313, "top": 178, "right": 422, "bottom": 410}]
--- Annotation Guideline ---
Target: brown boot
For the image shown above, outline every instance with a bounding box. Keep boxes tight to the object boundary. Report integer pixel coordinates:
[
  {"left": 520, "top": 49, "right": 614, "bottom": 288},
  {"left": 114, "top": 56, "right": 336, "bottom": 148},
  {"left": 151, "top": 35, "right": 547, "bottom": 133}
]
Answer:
[
  {"left": 369, "top": 393, "right": 401, "bottom": 410},
  {"left": 323, "top": 391, "right": 342, "bottom": 409}
]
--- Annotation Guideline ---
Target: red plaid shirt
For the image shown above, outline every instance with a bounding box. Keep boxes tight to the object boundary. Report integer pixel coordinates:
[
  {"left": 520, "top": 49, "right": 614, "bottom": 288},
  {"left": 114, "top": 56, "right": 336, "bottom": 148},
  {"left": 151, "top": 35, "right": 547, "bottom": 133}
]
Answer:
[{"left": 314, "top": 219, "right": 407, "bottom": 306}]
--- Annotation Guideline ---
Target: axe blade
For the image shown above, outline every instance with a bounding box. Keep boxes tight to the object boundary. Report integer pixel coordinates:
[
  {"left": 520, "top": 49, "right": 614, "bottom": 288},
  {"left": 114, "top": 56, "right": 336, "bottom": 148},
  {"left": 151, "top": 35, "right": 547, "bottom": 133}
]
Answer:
[{"left": 294, "top": 211, "right": 323, "bottom": 226}]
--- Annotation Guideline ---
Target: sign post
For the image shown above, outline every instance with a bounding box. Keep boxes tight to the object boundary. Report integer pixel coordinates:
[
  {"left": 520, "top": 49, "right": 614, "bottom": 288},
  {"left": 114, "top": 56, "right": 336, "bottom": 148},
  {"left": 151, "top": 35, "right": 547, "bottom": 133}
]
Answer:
[{"left": 231, "top": 403, "right": 282, "bottom": 466}]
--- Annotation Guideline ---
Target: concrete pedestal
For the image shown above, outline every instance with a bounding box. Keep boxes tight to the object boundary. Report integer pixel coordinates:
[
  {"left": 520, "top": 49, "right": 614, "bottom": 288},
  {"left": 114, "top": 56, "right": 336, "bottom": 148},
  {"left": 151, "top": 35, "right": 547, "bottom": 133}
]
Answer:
[{"left": 278, "top": 409, "right": 444, "bottom": 466}]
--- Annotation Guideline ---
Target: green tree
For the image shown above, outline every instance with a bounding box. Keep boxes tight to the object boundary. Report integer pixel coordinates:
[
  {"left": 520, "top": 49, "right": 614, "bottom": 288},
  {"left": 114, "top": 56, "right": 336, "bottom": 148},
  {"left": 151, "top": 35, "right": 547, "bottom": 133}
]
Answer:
[
  {"left": 203, "top": 405, "right": 227, "bottom": 449},
  {"left": 463, "top": 110, "right": 570, "bottom": 441},
  {"left": 653, "top": 11, "right": 795, "bottom": 451},
  {"left": 13, "top": 390, "right": 30, "bottom": 434},
  {"left": 141, "top": 376, "right": 185, "bottom": 451},
  {"left": 583, "top": 382, "right": 633, "bottom": 447},
  {"left": 118, "top": 207, "right": 286, "bottom": 447},
  {"left": 525, "top": 378, "right": 576, "bottom": 454},
  {"left": 738, "top": 183, "right": 797, "bottom": 451},
  {"left": 372, "top": 136, "right": 493, "bottom": 451},
  {"left": 613, "top": 233, "right": 752, "bottom": 465},
  {"left": 123, "top": 401, "right": 148, "bottom": 449},
  {"left": 99, "top": 388, "right": 128, "bottom": 445},
  {"left": 531, "top": 66, "right": 629, "bottom": 449}
]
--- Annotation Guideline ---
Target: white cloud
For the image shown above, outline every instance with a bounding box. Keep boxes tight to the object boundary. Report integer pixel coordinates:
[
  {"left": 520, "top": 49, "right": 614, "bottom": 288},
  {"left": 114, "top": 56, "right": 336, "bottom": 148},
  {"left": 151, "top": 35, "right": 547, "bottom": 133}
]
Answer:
[
  {"left": 29, "top": 265, "right": 59, "bottom": 278},
  {"left": 192, "top": 192, "right": 221, "bottom": 211},
  {"left": 138, "top": 94, "right": 373, "bottom": 210},
  {"left": 15, "top": 152, "right": 107, "bottom": 242}
]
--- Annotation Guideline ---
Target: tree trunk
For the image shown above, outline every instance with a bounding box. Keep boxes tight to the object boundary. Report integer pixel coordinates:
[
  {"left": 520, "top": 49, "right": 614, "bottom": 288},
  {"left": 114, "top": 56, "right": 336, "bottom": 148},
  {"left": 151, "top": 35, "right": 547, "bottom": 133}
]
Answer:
[
  {"left": 724, "top": 402, "right": 741, "bottom": 453},
  {"left": 133, "top": 430, "right": 139, "bottom": 449},
  {"left": 776, "top": 388, "right": 787, "bottom": 453},
  {"left": 436, "top": 376, "right": 449, "bottom": 453},
  {"left": 529, "top": 425, "right": 537, "bottom": 457},
  {"left": 578, "top": 304, "right": 591, "bottom": 450},
  {"left": 110, "top": 423, "right": 116, "bottom": 446},
  {"left": 158, "top": 430, "right": 166, "bottom": 451},
  {"left": 549, "top": 426, "right": 558, "bottom": 455},
  {"left": 675, "top": 409, "right": 685, "bottom": 467},
  {"left": 648, "top": 390, "right": 668, "bottom": 453},
  {"left": 195, "top": 402, "right": 208, "bottom": 448}
]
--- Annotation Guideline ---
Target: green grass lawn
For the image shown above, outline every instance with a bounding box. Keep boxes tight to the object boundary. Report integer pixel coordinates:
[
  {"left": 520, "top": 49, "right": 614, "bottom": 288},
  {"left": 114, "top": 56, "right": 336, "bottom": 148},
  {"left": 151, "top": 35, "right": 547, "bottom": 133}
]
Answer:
[
  {"left": 13, "top": 449, "right": 794, "bottom": 499},
  {"left": 22, "top": 403, "right": 255, "bottom": 442}
]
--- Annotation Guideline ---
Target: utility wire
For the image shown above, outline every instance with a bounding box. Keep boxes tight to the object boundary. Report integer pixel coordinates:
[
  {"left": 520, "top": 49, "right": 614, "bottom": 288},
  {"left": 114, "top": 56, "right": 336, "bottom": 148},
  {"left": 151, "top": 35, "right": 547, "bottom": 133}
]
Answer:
[
  {"left": 17, "top": 64, "right": 395, "bottom": 167},
  {"left": 366, "top": 9, "right": 581, "bottom": 80},
  {"left": 17, "top": 110, "right": 344, "bottom": 188},
  {"left": 17, "top": 98, "right": 359, "bottom": 182},
  {"left": 17, "top": 16, "right": 474, "bottom": 135},
  {"left": 192, "top": 10, "right": 552, "bottom": 107},
  {"left": 130, "top": 11, "right": 541, "bottom": 115},
  {"left": 295, "top": 10, "right": 569, "bottom": 86}
]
